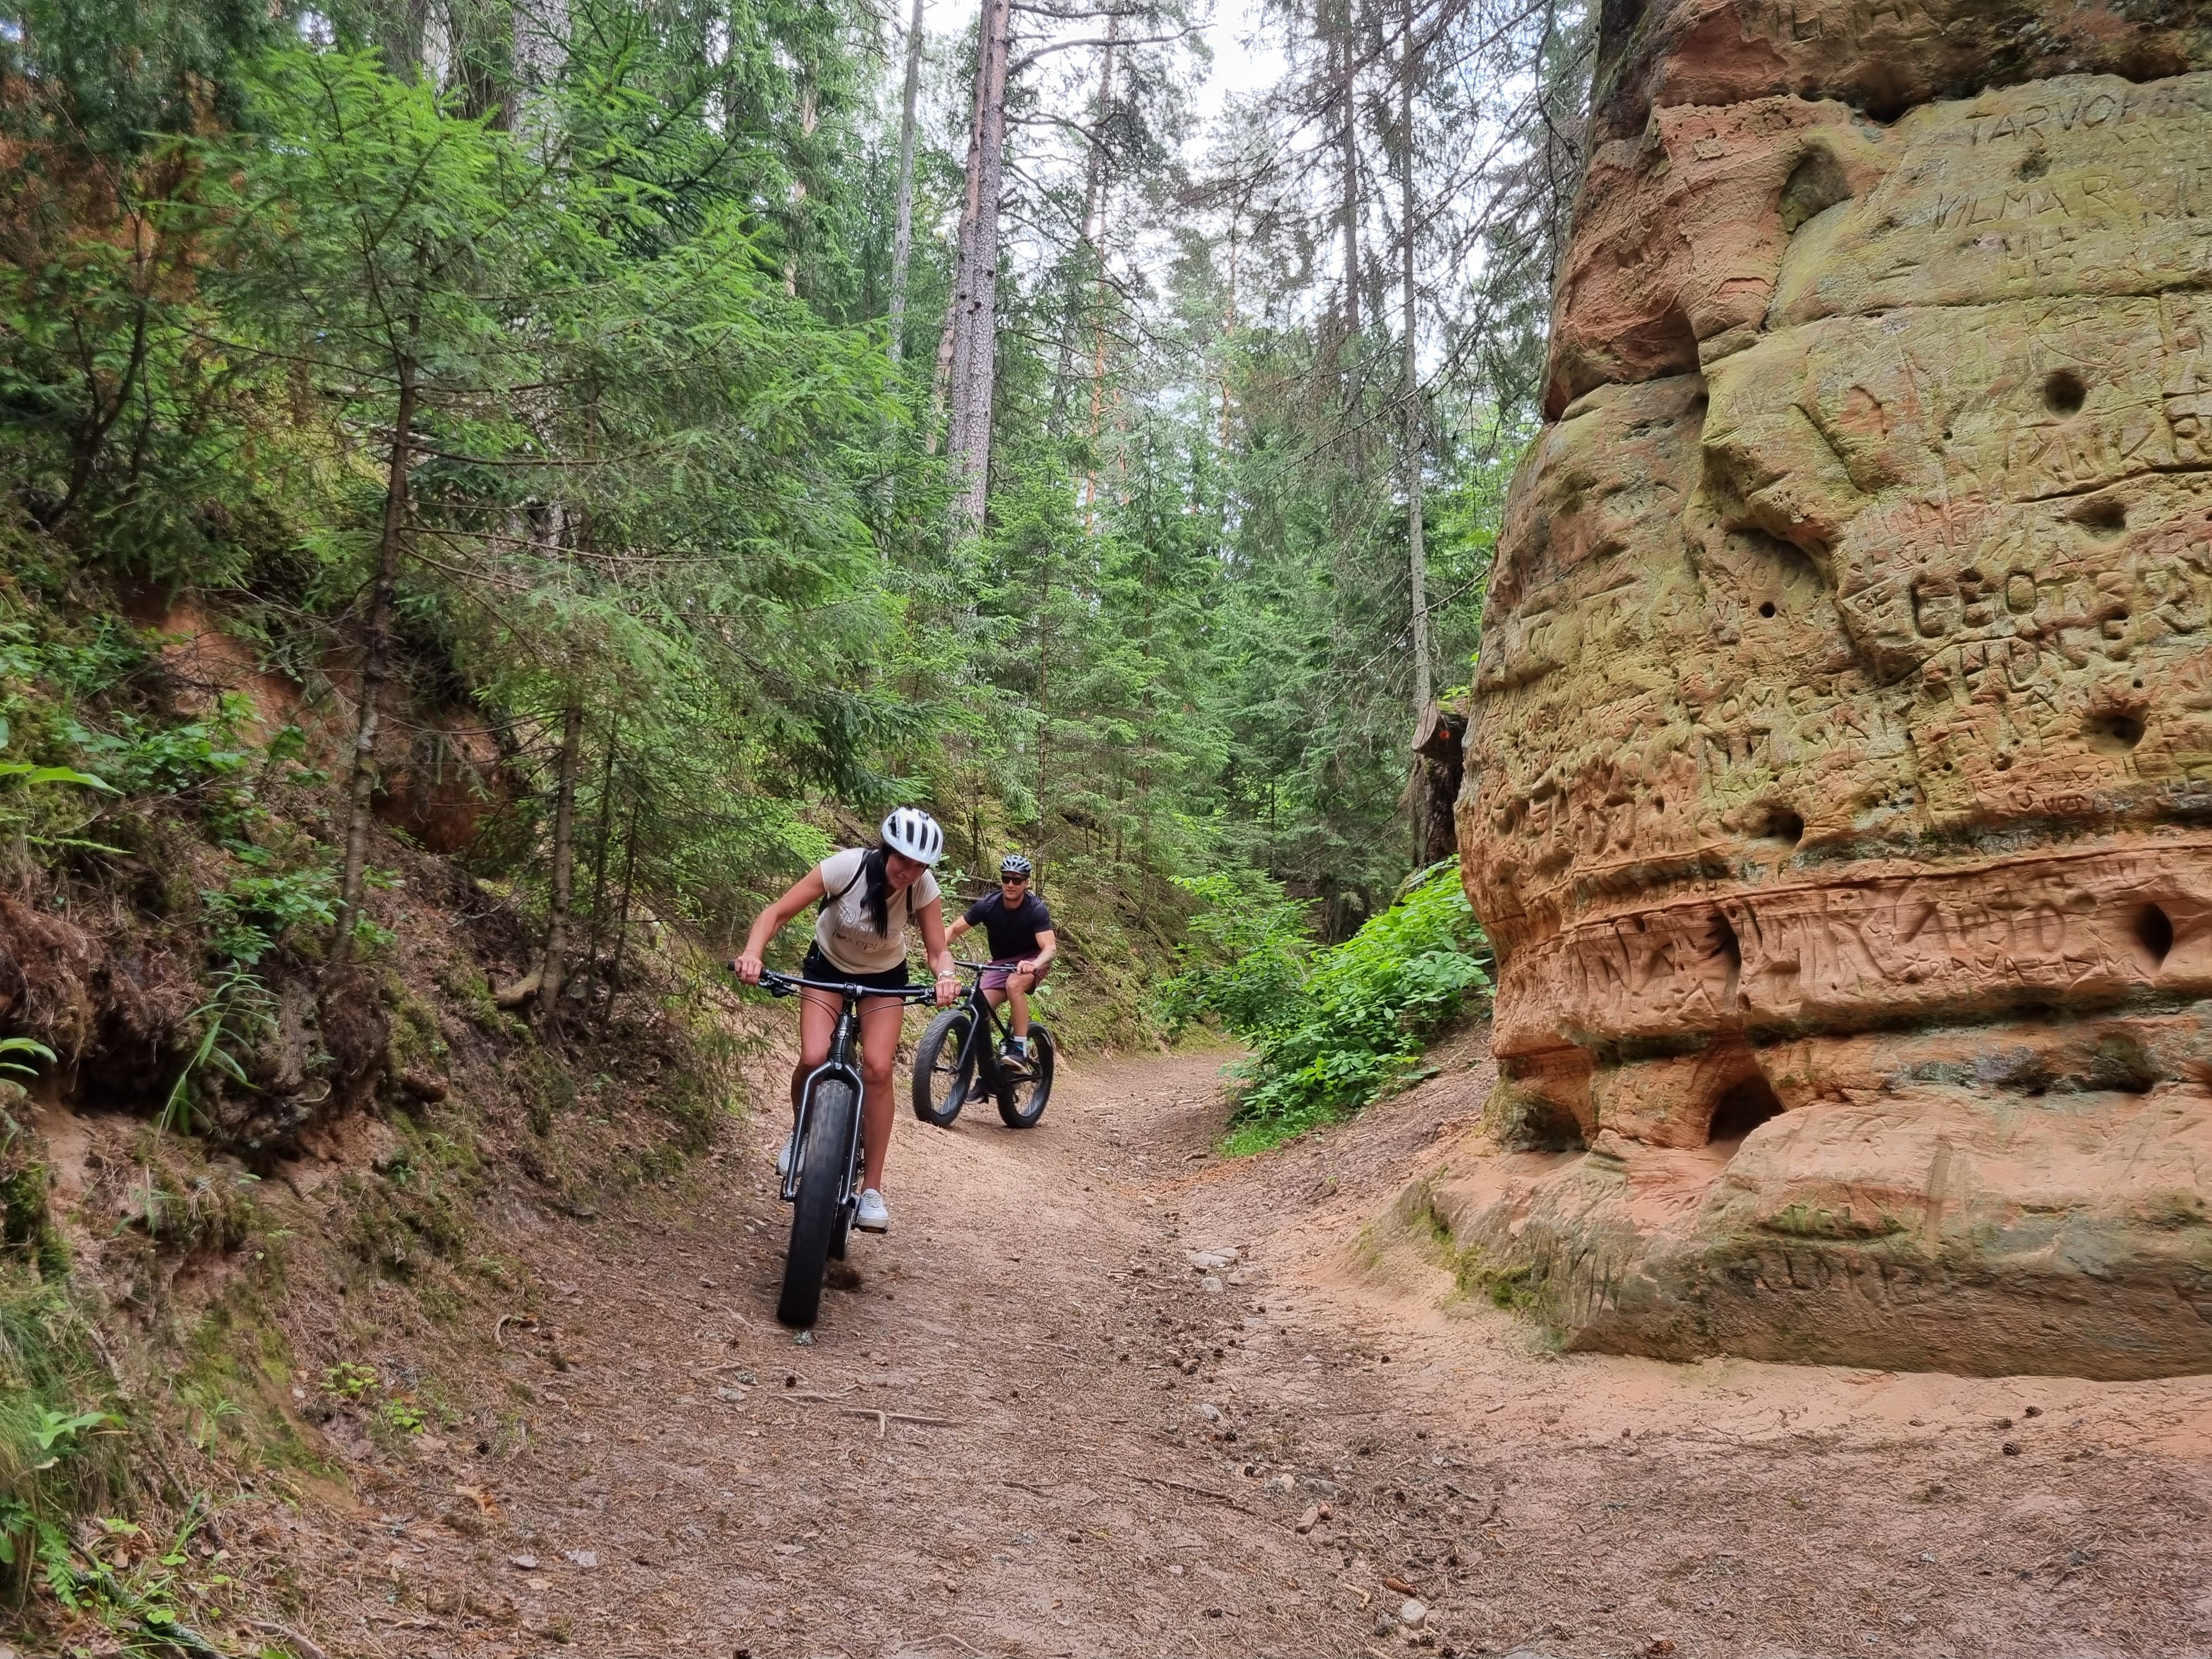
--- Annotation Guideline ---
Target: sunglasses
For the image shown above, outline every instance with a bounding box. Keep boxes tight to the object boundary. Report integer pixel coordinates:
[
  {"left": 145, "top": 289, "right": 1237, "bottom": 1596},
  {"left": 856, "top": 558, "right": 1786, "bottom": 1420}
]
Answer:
[{"left": 1000, "top": 875, "right": 1029, "bottom": 886}]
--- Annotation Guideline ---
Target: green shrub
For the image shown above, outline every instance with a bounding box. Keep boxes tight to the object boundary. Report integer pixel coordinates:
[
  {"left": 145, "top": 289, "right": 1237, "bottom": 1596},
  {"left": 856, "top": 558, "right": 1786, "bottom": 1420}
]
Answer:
[
  {"left": 1158, "top": 868, "right": 1312, "bottom": 1037},
  {"left": 1171, "top": 861, "right": 1492, "bottom": 1154}
]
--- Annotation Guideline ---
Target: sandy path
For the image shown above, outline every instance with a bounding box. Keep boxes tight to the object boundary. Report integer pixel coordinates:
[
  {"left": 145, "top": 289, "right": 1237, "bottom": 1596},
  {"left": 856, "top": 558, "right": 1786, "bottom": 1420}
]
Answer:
[{"left": 328, "top": 1043, "right": 2212, "bottom": 1659}]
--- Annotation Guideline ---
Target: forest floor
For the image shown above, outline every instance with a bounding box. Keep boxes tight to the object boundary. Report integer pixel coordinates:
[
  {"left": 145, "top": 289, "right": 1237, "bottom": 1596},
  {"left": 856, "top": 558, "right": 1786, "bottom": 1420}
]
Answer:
[{"left": 278, "top": 1036, "right": 2212, "bottom": 1659}]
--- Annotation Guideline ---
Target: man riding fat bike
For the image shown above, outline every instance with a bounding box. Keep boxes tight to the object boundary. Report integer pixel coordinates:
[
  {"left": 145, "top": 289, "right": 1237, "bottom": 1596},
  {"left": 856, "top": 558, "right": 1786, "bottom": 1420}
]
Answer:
[
  {"left": 943, "top": 853, "right": 1057, "bottom": 1064},
  {"left": 730, "top": 806, "right": 958, "bottom": 1234}
]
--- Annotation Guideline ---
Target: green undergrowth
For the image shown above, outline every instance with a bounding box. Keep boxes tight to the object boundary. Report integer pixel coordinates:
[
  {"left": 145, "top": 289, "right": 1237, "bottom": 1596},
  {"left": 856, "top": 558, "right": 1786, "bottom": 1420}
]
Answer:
[{"left": 1165, "top": 859, "right": 1493, "bottom": 1155}]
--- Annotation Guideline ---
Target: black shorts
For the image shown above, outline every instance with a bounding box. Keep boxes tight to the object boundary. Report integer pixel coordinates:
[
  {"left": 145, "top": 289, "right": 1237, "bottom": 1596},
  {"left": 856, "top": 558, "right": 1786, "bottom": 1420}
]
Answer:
[{"left": 802, "top": 944, "right": 911, "bottom": 994}]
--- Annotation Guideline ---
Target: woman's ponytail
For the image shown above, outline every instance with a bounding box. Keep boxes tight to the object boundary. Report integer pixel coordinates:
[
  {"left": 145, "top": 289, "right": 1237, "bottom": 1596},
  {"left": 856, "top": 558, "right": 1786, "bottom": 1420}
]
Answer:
[{"left": 861, "top": 846, "right": 893, "bottom": 936}]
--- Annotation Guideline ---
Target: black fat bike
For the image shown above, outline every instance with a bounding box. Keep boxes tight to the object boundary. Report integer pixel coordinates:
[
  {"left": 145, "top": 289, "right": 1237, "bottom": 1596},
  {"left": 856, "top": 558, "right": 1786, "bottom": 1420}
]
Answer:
[
  {"left": 910, "top": 960, "right": 1056, "bottom": 1130},
  {"left": 750, "top": 966, "right": 936, "bottom": 1328}
]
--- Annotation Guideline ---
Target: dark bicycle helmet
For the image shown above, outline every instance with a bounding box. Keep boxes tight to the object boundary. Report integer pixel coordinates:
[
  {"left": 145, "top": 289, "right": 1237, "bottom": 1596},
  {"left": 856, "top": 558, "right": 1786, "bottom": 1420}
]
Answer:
[{"left": 999, "top": 853, "right": 1034, "bottom": 878}]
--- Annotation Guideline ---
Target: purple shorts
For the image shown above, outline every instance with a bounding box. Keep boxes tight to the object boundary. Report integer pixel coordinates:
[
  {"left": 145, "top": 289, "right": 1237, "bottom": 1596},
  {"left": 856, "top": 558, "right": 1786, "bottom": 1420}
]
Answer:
[{"left": 980, "top": 958, "right": 1048, "bottom": 992}]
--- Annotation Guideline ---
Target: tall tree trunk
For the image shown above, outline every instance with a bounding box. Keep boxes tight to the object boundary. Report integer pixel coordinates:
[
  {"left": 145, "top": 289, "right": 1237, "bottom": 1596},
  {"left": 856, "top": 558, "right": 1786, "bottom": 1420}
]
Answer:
[
  {"left": 599, "top": 793, "right": 644, "bottom": 1034},
  {"left": 331, "top": 348, "right": 417, "bottom": 972},
  {"left": 944, "top": 0, "right": 1014, "bottom": 535},
  {"left": 887, "top": 0, "right": 927, "bottom": 363},
  {"left": 538, "top": 702, "right": 584, "bottom": 1023},
  {"left": 1336, "top": 0, "right": 1362, "bottom": 344},
  {"left": 1400, "top": 0, "right": 1430, "bottom": 726},
  {"left": 1078, "top": 17, "right": 1119, "bottom": 533},
  {"left": 580, "top": 729, "right": 619, "bottom": 986},
  {"left": 510, "top": 0, "right": 567, "bottom": 146}
]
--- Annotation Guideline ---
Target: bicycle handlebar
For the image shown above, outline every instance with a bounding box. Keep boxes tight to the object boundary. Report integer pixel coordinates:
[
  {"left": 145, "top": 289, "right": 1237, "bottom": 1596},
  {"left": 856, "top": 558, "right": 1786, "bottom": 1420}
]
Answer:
[{"left": 733, "top": 963, "right": 940, "bottom": 1002}]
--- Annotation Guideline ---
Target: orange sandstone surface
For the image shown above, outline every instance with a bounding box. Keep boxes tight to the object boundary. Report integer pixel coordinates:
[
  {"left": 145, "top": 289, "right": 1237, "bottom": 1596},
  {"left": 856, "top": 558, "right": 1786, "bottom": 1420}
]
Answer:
[{"left": 1452, "top": 0, "right": 2212, "bottom": 1376}]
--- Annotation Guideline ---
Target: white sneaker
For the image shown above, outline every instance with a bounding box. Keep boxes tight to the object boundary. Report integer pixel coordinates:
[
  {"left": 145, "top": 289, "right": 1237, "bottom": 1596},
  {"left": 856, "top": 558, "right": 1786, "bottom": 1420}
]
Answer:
[
  {"left": 775, "top": 1133, "right": 798, "bottom": 1178},
  {"left": 854, "top": 1188, "right": 890, "bottom": 1233}
]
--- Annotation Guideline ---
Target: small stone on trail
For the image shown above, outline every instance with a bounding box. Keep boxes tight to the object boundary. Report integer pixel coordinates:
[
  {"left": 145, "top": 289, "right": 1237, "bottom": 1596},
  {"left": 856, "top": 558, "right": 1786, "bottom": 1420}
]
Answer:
[
  {"left": 1197, "top": 1402, "right": 1222, "bottom": 1423},
  {"left": 1374, "top": 1615, "right": 1396, "bottom": 1637},
  {"left": 563, "top": 1549, "right": 599, "bottom": 1568},
  {"left": 507, "top": 1554, "right": 539, "bottom": 1570},
  {"left": 1201, "top": 1276, "right": 1225, "bottom": 1294},
  {"left": 1166, "top": 1564, "right": 1184, "bottom": 1577},
  {"left": 1401, "top": 1598, "right": 1429, "bottom": 1629},
  {"left": 793, "top": 1329, "right": 814, "bottom": 1346}
]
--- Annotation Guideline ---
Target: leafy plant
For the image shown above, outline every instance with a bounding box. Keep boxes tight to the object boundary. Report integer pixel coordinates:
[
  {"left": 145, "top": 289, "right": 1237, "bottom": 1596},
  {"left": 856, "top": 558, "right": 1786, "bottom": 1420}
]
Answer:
[
  {"left": 321, "top": 1362, "right": 377, "bottom": 1402},
  {"left": 0, "top": 1039, "right": 56, "bottom": 1085},
  {"left": 160, "top": 968, "right": 276, "bottom": 1135},
  {"left": 1175, "top": 860, "right": 1492, "bottom": 1155},
  {"left": 1158, "top": 870, "right": 1313, "bottom": 1039}
]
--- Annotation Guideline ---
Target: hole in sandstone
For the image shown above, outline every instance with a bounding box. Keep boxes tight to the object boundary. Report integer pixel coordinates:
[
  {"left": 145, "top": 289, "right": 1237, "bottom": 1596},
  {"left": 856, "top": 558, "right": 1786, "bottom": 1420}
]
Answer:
[
  {"left": 1651, "top": 306, "right": 1701, "bottom": 378},
  {"left": 1502, "top": 1093, "right": 1587, "bottom": 1154},
  {"left": 2072, "top": 496, "right": 2126, "bottom": 538},
  {"left": 1858, "top": 81, "right": 1909, "bottom": 123},
  {"left": 1758, "top": 600, "right": 1778, "bottom": 618},
  {"left": 2084, "top": 709, "right": 2146, "bottom": 753},
  {"left": 1754, "top": 805, "right": 1805, "bottom": 845},
  {"left": 2089, "top": 1031, "right": 2161, "bottom": 1095},
  {"left": 1779, "top": 147, "right": 1852, "bottom": 233},
  {"left": 2017, "top": 150, "right": 2049, "bottom": 180},
  {"left": 1707, "top": 910, "right": 1741, "bottom": 970},
  {"left": 1708, "top": 1075, "right": 1785, "bottom": 1144},
  {"left": 2044, "top": 369, "right": 2087, "bottom": 417},
  {"left": 2133, "top": 902, "right": 2174, "bottom": 969}
]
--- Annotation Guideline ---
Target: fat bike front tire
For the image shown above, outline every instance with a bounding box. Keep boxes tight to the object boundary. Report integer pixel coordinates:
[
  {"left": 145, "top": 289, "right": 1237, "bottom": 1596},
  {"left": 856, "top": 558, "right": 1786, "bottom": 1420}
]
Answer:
[
  {"left": 778, "top": 1079, "right": 857, "bottom": 1328},
  {"left": 911, "top": 1009, "right": 975, "bottom": 1127}
]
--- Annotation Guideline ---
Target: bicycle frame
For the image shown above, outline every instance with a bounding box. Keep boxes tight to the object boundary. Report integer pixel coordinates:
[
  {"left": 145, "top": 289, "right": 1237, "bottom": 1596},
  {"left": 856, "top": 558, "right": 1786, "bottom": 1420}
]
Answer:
[
  {"left": 760, "top": 970, "right": 932, "bottom": 1204},
  {"left": 949, "top": 961, "right": 1026, "bottom": 1108}
]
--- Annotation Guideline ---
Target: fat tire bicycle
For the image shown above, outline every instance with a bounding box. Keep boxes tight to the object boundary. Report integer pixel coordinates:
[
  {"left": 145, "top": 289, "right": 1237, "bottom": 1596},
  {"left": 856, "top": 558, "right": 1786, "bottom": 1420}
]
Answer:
[
  {"left": 745, "top": 966, "right": 936, "bottom": 1329},
  {"left": 910, "top": 960, "right": 1057, "bottom": 1130}
]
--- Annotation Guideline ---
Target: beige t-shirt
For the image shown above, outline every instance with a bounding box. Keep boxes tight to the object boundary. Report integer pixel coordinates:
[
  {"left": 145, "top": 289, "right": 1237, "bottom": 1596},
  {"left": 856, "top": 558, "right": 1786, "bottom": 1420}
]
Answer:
[{"left": 811, "top": 848, "right": 940, "bottom": 974}]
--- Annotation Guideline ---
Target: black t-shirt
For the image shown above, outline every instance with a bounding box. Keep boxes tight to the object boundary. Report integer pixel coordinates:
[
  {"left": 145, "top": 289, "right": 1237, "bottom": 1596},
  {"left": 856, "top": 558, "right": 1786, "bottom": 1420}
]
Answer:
[{"left": 963, "top": 890, "right": 1053, "bottom": 960}]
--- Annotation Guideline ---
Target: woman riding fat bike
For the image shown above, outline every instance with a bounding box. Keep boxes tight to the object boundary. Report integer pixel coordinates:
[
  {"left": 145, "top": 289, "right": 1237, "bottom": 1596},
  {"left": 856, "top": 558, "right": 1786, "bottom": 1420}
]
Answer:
[{"left": 730, "top": 806, "right": 958, "bottom": 1234}]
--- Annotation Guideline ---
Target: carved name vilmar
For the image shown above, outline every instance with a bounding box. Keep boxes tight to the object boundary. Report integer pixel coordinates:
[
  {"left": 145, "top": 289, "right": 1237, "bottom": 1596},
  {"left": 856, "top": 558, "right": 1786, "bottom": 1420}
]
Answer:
[{"left": 1449, "top": 0, "right": 2212, "bottom": 1376}]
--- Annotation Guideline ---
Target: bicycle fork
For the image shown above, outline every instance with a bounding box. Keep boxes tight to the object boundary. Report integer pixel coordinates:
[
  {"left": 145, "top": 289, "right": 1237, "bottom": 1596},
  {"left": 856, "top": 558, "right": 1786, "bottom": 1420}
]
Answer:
[{"left": 783, "top": 1015, "right": 867, "bottom": 1206}]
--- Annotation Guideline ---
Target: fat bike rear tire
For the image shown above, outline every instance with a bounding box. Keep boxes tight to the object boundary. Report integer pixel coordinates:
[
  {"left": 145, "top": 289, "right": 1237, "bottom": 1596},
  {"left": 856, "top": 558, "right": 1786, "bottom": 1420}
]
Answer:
[{"left": 996, "top": 1026, "right": 1056, "bottom": 1128}]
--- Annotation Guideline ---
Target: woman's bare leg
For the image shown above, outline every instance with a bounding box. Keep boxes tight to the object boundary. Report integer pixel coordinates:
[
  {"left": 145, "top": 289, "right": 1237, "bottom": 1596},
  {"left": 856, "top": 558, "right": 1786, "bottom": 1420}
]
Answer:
[
  {"left": 789, "top": 989, "right": 838, "bottom": 1124},
  {"left": 856, "top": 995, "right": 907, "bottom": 1193}
]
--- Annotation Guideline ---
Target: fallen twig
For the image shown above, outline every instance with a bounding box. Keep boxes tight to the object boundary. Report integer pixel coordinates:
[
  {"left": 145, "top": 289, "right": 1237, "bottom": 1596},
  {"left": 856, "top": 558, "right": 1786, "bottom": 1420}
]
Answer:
[{"left": 250, "top": 1621, "right": 329, "bottom": 1659}]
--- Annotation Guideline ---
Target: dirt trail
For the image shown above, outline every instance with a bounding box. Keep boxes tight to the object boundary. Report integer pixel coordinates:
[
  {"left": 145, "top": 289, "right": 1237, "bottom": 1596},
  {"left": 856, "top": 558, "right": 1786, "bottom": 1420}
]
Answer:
[{"left": 325, "top": 1043, "right": 2212, "bottom": 1659}]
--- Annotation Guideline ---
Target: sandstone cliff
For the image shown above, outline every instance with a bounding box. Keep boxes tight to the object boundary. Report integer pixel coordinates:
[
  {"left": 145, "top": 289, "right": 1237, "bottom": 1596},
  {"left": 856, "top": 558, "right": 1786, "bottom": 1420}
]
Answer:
[{"left": 1453, "top": 0, "right": 2212, "bottom": 1376}]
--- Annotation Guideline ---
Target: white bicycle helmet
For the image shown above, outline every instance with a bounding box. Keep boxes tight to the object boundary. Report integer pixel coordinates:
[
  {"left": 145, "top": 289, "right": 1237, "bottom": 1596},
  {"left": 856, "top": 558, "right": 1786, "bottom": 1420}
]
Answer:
[{"left": 879, "top": 806, "right": 946, "bottom": 866}]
